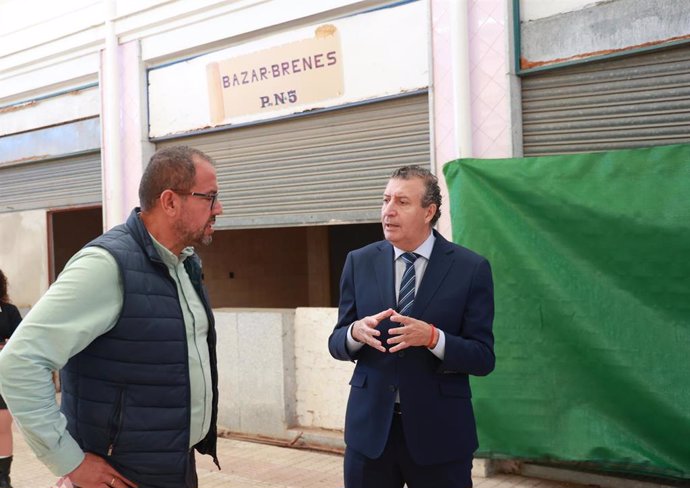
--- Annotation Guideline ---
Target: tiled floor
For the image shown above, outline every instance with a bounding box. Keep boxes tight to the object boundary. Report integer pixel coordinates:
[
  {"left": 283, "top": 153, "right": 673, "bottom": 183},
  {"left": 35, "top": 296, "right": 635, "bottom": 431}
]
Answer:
[{"left": 11, "top": 422, "right": 582, "bottom": 488}]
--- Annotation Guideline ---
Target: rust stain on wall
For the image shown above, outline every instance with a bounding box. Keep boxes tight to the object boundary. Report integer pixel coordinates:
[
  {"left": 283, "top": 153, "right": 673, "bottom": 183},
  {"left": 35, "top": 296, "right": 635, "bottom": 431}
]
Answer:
[
  {"left": 0, "top": 100, "right": 37, "bottom": 114},
  {"left": 1, "top": 155, "right": 51, "bottom": 165},
  {"left": 69, "top": 87, "right": 91, "bottom": 96},
  {"left": 521, "top": 34, "right": 690, "bottom": 70}
]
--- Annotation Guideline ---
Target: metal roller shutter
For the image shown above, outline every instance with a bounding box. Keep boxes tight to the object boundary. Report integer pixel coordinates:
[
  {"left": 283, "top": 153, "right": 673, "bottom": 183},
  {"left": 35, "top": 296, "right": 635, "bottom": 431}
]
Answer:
[
  {"left": 522, "top": 44, "right": 690, "bottom": 156},
  {"left": 0, "top": 152, "right": 102, "bottom": 213},
  {"left": 158, "top": 93, "right": 430, "bottom": 229}
]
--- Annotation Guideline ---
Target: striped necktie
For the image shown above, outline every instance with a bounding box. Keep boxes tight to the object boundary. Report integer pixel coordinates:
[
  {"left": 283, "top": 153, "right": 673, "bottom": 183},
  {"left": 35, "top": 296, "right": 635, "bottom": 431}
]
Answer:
[{"left": 397, "top": 252, "right": 419, "bottom": 315}]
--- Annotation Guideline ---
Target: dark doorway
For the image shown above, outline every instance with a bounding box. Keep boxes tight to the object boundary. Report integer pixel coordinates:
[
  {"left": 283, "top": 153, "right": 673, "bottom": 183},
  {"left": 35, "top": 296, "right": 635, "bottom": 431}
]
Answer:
[
  {"left": 328, "top": 223, "right": 383, "bottom": 306},
  {"left": 194, "top": 223, "right": 382, "bottom": 309},
  {"left": 49, "top": 207, "right": 103, "bottom": 283}
]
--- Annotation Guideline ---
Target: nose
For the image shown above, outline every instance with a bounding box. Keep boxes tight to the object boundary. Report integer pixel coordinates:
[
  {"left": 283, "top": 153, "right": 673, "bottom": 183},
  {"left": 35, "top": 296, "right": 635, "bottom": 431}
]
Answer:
[
  {"left": 213, "top": 199, "right": 223, "bottom": 215},
  {"left": 382, "top": 201, "right": 395, "bottom": 216}
]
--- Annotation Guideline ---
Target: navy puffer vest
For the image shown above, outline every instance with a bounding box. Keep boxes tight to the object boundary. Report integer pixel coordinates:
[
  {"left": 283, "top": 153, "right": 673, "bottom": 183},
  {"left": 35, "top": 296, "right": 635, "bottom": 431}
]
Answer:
[{"left": 60, "top": 209, "right": 219, "bottom": 488}]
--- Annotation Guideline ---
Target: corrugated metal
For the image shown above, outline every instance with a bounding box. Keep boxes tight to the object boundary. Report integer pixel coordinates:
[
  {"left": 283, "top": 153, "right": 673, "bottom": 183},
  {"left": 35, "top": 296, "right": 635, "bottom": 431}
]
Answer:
[
  {"left": 522, "top": 45, "right": 690, "bottom": 156},
  {"left": 159, "top": 94, "right": 430, "bottom": 228},
  {"left": 0, "top": 153, "right": 102, "bottom": 213}
]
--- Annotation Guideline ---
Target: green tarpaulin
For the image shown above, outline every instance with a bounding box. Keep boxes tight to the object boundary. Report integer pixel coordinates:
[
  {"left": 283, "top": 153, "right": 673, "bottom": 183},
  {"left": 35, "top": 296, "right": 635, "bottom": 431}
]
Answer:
[{"left": 443, "top": 143, "right": 690, "bottom": 480}]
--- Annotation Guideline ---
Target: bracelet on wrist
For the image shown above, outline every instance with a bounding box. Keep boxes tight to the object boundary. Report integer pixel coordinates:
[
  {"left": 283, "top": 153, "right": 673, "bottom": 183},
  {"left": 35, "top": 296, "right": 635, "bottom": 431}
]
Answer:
[{"left": 427, "top": 324, "right": 437, "bottom": 348}]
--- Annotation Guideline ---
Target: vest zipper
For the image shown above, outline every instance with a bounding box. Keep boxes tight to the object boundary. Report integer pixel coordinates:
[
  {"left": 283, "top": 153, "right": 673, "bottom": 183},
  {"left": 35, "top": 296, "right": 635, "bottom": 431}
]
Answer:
[{"left": 107, "top": 388, "right": 126, "bottom": 456}]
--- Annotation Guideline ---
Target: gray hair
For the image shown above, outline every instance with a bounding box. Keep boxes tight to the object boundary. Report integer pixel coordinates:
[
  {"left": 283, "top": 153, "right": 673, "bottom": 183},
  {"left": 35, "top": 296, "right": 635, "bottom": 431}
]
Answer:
[{"left": 390, "top": 165, "right": 441, "bottom": 225}]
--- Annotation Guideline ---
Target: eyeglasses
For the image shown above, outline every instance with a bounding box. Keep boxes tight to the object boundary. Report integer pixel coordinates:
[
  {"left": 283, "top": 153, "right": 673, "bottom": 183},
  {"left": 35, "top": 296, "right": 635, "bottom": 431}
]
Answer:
[{"left": 172, "top": 190, "right": 219, "bottom": 210}]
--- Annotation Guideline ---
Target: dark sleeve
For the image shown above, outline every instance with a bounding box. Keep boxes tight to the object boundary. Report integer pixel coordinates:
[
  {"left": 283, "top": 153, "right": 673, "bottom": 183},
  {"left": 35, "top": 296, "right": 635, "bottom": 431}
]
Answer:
[
  {"left": 328, "top": 252, "right": 358, "bottom": 362},
  {"left": 6, "top": 304, "right": 22, "bottom": 337},
  {"left": 441, "top": 258, "right": 495, "bottom": 376}
]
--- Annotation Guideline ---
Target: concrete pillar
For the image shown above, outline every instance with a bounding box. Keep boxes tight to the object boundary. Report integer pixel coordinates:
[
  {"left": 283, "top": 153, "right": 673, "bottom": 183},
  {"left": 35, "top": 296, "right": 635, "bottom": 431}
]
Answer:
[{"left": 100, "top": 3, "right": 154, "bottom": 230}]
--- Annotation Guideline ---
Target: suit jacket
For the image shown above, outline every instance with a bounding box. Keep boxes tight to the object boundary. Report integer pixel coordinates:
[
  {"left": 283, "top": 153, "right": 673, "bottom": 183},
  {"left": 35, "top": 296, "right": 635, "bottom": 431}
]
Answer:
[{"left": 328, "top": 230, "right": 495, "bottom": 465}]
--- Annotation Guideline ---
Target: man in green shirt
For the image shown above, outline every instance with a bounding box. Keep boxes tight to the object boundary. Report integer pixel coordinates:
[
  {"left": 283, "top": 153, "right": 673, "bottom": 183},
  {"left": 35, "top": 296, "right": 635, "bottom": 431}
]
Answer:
[{"left": 0, "top": 146, "right": 223, "bottom": 488}]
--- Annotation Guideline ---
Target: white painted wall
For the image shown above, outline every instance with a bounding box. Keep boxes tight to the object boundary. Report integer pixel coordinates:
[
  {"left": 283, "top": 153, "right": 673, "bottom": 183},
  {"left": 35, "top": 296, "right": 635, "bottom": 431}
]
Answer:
[
  {"left": 215, "top": 309, "right": 297, "bottom": 438},
  {"left": 0, "top": 210, "right": 49, "bottom": 308},
  {"left": 294, "top": 307, "right": 351, "bottom": 430},
  {"left": 214, "top": 307, "right": 351, "bottom": 443},
  {"left": 148, "top": 0, "right": 428, "bottom": 137},
  {"left": 520, "top": 0, "right": 597, "bottom": 22},
  {"left": 137, "top": 0, "right": 404, "bottom": 64},
  {"left": 0, "top": 87, "right": 100, "bottom": 137}
]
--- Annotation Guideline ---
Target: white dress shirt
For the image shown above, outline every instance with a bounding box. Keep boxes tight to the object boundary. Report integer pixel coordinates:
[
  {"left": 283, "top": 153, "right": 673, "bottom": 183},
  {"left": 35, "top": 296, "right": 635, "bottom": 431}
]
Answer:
[{"left": 346, "top": 231, "right": 446, "bottom": 359}]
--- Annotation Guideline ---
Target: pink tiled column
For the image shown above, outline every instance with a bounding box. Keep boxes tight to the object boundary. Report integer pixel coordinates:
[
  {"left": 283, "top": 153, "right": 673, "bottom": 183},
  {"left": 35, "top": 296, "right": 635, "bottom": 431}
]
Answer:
[
  {"left": 430, "top": 0, "right": 458, "bottom": 169},
  {"left": 430, "top": 0, "right": 512, "bottom": 237},
  {"left": 468, "top": 0, "right": 511, "bottom": 158},
  {"left": 430, "top": 0, "right": 456, "bottom": 237}
]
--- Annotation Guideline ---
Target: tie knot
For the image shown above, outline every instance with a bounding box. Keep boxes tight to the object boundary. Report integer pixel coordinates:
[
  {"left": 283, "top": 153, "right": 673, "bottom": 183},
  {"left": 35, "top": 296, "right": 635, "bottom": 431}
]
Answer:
[{"left": 400, "top": 252, "right": 418, "bottom": 266}]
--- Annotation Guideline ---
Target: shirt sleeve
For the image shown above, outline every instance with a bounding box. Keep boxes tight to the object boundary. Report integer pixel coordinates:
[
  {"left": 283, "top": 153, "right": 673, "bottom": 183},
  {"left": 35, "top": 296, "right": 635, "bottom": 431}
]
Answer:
[
  {"left": 0, "top": 246, "right": 123, "bottom": 476},
  {"left": 346, "top": 322, "right": 364, "bottom": 354},
  {"left": 429, "top": 329, "right": 446, "bottom": 359}
]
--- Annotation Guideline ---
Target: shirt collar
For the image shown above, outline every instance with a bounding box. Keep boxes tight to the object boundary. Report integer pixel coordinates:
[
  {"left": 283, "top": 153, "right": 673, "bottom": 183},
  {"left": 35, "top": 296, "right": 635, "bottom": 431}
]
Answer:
[
  {"left": 393, "top": 231, "right": 435, "bottom": 261},
  {"left": 149, "top": 232, "right": 194, "bottom": 266}
]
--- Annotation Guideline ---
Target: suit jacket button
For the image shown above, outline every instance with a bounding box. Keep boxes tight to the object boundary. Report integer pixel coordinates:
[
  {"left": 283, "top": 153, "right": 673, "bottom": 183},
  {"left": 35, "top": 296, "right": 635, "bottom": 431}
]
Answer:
[
  {"left": 398, "top": 351, "right": 405, "bottom": 357},
  {"left": 388, "top": 385, "right": 396, "bottom": 392}
]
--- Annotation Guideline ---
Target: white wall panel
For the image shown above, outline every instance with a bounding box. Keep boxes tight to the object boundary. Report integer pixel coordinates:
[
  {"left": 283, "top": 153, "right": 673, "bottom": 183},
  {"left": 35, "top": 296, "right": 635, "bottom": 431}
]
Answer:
[
  {"left": 519, "top": 0, "right": 594, "bottom": 22},
  {"left": 117, "top": 0, "right": 264, "bottom": 47},
  {"left": 0, "top": 87, "right": 100, "bottom": 137},
  {"left": 0, "top": 0, "right": 101, "bottom": 56},
  {"left": 294, "top": 307, "right": 350, "bottom": 430},
  {"left": 139, "top": 0, "right": 400, "bottom": 62},
  {"left": 0, "top": 53, "right": 99, "bottom": 103},
  {"left": 0, "top": 210, "right": 50, "bottom": 307}
]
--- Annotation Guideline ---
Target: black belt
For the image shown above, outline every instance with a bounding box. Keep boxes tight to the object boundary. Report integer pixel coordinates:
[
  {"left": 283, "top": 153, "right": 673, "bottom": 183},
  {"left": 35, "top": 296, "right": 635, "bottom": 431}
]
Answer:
[{"left": 393, "top": 403, "right": 402, "bottom": 415}]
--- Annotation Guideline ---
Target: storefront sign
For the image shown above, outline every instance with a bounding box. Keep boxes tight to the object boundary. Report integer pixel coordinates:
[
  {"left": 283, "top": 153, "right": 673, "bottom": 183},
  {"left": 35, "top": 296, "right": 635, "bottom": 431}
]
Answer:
[{"left": 207, "top": 25, "right": 343, "bottom": 122}]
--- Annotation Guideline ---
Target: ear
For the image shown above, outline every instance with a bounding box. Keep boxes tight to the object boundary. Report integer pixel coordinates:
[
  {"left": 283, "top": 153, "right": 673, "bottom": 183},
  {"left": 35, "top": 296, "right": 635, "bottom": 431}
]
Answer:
[
  {"left": 159, "top": 189, "right": 180, "bottom": 216},
  {"left": 424, "top": 203, "right": 437, "bottom": 224}
]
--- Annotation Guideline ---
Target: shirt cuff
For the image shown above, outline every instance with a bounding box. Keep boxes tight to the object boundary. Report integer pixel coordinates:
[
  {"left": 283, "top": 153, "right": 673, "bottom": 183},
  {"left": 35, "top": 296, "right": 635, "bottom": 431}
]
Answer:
[
  {"left": 429, "top": 329, "right": 446, "bottom": 360},
  {"left": 39, "top": 436, "right": 85, "bottom": 477},
  {"left": 346, "top": 322, "right": 364, "bottom": 354}
]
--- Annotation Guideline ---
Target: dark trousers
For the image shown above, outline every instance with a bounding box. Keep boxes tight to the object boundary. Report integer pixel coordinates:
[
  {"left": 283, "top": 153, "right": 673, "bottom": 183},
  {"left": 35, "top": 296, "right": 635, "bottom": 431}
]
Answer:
[{"left": 344, "top": 414, "right": 473, "bottom": 488}]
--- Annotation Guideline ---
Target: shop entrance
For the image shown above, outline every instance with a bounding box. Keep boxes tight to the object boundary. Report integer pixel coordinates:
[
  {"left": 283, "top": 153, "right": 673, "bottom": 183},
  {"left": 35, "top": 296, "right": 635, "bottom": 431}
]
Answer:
[
  {"left": 48, "top": 206, "right": 103, "bottom": 283},
  {"left": 196, "top": 222, "right": 382, "bottom": 308}
]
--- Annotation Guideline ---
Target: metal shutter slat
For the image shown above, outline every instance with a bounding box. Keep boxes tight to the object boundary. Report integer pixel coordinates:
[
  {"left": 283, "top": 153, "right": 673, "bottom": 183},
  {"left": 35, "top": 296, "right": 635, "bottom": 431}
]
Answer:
[
  {"left": 522, "top": 45, "right": 690, "bottom": 156},
  {"left": 158, "top": 94, "right": 430, "bottom": 228},
  {"left": 0, "top": 153, "right": 102, "bottom": 213}
]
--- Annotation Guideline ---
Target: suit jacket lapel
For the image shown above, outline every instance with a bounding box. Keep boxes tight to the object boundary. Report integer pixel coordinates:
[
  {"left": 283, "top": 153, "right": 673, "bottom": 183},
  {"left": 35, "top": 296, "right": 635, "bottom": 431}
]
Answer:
[
  {"left": 374, "top": 241, "right": 396, "bottom": 310},
  {"left": 412, "top": 231, "right": 455, "bottom": 317}
]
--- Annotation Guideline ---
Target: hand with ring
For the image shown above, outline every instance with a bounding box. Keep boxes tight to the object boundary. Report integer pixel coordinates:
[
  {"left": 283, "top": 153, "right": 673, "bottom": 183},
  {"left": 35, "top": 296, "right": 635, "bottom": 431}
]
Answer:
[{"left": 65, "top": 452, "right": 138, "bottom": 488}]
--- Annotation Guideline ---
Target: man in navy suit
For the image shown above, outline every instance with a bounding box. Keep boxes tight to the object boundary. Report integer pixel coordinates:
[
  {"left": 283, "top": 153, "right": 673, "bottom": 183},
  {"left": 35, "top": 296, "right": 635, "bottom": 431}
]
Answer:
[{"left": 328, "top": 165, "right": 495, "bottom": 488}]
